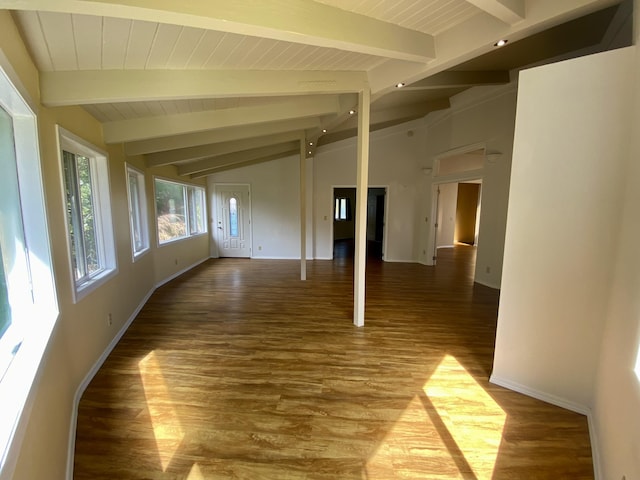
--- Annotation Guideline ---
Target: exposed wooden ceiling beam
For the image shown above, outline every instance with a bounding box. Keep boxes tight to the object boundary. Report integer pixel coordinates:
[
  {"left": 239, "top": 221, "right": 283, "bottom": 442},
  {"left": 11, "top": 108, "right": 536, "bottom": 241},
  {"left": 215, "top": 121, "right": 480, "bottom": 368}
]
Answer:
[
  {"left": 318, "top": 99, "right": 450, "bottom": 146},
  {"left": 124, "top": 117, "right": 321, "bottom": 156},
  {"left": 178, "top": 142, "right": 299, "bottom": 176},
  {"left": 40, "top": 70, "right": 368, "bottom": 106},
  {"left": 404, "top": 70, "right": 510, "bottom": 90},
  {"left": 6, "top": 0, "right": 435, "bottom": 62},
  {"left": 190, "top": 150, "right": 299, "bottom": 179},
  {"left": 146, "top": 131, "right": 304, "bottom": 167},
  {"left": 466, "top": 0, "right": 525, "bottom": 25},
  {"left": 103, "top": 97, "right": 339, "bottom": 143},
  {"left": 368, "top": 0, "right": 616, "bottom": 95}
]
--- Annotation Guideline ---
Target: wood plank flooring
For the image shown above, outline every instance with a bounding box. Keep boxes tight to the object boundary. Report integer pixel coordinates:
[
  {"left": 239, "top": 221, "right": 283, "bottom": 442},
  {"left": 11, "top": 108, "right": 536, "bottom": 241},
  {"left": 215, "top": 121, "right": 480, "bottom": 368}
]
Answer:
[{"left": 73, "top": 246, "right": 594, "bottom": 479}]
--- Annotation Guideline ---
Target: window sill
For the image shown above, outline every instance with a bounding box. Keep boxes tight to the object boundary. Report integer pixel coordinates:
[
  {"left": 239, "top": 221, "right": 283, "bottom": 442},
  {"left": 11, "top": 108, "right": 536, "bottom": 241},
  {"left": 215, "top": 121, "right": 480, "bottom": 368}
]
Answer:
[
  {"left": 73, "top": 268, "right": 118, "bottom": 304},
  {"left": 157, "top": 231, "right": 209, "bottom": 248}
]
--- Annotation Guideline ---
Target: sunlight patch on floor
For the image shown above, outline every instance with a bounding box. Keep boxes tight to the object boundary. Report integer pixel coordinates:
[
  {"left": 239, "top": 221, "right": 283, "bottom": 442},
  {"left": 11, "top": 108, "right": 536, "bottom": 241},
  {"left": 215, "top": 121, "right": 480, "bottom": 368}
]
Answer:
[
  {"left": 424, "top": 354, "right": 506, "bottom": 479},
  {"left": 139, "top": 350, "right": 185, "bottom": 471},
  {"left": 365, "top": 395, "right": 461, "bottom": 478},
  {"left": 187, "top": 463, "right": 204, "bottom": 479}
]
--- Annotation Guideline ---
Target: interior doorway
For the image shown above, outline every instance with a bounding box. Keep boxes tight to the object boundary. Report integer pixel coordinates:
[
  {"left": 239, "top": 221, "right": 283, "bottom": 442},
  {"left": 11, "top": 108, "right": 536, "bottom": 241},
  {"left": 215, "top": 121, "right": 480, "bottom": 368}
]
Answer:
[
  {"left": 435, "top": 180, "right": 482, "bottom": 251},
  {"left": 332, "top": 187, "right": 386, "bottom": 260}
]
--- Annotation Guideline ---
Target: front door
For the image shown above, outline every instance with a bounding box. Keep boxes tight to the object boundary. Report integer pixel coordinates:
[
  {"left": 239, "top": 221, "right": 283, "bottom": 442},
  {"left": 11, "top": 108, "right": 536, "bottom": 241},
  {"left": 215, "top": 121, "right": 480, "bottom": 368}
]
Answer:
[{"left": 214, "top": 184, "right": 251, "bottom": 258}]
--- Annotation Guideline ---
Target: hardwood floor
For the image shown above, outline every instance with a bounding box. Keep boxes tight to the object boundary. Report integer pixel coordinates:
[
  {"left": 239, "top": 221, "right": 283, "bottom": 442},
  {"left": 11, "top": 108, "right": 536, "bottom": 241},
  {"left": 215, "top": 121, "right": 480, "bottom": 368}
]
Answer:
[{"left": 73, "top": 246, "right": 594, "bottom": 479}]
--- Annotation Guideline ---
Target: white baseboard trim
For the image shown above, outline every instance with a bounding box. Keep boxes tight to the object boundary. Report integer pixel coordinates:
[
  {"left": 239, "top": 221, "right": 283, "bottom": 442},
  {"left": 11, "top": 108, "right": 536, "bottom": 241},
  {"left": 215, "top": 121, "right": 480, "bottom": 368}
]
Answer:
[
  {"left": 66, "top": 255, "right": 210, "bottom": 479},
  {"left": 66, "top": 286, "right": 154, "bottom": 480},
  {"left": 489, "top": 373, "right": 601, "bottom": 478},
  {"left": 489, "top": 374, "right": 590, "bottom": 415},
  {"left": 474, "top": 278, "right": 501, "bottom": 290},
  {"left": 586, "top": 409, "right": 602, "bottom": 480},
  {"left": 383, "top": 258, "right": 416, "bottom": 263},
  {"left": 156, "top": 257, "right": 210, "bottom": 289}
]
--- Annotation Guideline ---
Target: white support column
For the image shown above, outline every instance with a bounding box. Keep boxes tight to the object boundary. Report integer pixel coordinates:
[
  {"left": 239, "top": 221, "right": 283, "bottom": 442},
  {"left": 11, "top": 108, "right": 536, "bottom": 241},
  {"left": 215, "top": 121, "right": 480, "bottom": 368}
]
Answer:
[
  {"left": 300, "top": 135, "right": 307, "bottom": 281},
  {"left": 353, "top": 87, "right": 371, "bottom": 327}
]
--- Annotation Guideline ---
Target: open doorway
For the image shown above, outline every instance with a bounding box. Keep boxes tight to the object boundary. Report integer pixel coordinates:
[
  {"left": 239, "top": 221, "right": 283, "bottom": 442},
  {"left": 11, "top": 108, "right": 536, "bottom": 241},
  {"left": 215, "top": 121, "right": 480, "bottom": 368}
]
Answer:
[
  {"left": 333, "top": 187, "right": 386, "bottom": 260},
  {"left": 436, "top": 180, "right": 482, "bottom": 249},
  {"left": 429, "top": 145, "right": 486, "bottom": 269}
]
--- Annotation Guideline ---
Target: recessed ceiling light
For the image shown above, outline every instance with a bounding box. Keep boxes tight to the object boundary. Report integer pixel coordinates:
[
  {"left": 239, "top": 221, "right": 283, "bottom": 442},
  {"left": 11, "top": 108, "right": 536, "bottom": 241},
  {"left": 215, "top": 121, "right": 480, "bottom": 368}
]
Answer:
[
  {"left": 322, "top": 129, "right": 327, "bottom": 133},
  {"left": 309, "top": 142, "right": 313, "bottom": 146},
  {"left": 396, "top": 82, "right": 406, "bottom": 88},
  {"left": 308, "top": 151, "right": 312, "bottom": 155},
  {"left": 349, "top": 110, "right": 356, "bottom": 115},
  {"left": 494, "top": 39, "right": 508, "bottom": 47}
]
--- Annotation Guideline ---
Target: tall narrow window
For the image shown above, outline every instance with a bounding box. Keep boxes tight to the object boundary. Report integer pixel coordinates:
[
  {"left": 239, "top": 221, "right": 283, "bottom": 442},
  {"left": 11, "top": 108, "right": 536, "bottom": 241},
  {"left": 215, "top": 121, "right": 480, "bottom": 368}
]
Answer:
[
  {"left": 59, "top": 127, "right": 116, "bottom": 301},
  {"left": 63, "top": 151, "right": 99, "bottom": 281},
  {"left": 334, "top": 197, "right": 351, "bottom": 221},
  {"left": 187, "top": 186, "right": 205, "bottom": 235},
  {"left": 229, "top": 197, "right": 238, "bottom": 237},
  {"left": 0, "top": 64, "right": 57, "bottom": 473},
  {"left": 0, "top": 105, "right": 29, "bottom": 379},
  {"left": 126, "top": 164, "right": 149, "bottom": 259}
]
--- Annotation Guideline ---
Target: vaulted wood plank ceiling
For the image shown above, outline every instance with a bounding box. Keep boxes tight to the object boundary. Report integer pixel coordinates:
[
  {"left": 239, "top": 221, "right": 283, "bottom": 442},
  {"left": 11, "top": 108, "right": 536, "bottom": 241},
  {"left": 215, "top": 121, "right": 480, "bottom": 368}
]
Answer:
[{"left": 3, "top": 0, "right": 631, "bottom": 177}]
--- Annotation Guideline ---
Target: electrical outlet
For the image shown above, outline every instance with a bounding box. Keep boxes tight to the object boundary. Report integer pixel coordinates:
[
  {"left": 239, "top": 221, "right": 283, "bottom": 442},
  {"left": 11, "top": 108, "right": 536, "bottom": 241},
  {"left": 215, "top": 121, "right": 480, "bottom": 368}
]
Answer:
[
  {"left": 107, "top": 313, "right": 112, "bottom": 326},
  {"left": 258, "top": 246, "right": 262, "bottom": 251}
]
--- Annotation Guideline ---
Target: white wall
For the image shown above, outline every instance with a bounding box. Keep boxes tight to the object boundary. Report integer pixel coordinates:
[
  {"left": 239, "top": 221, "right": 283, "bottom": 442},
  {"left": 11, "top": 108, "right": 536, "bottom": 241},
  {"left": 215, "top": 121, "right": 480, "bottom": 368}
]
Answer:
[
  {"left": 590, "top": 5, "right": 640, "bottom": 477},
  {"left": 436, "top": 182, "right": 457, "bottom": 248},
  {"left": 418, "top": 84, "right": 517, "bottom": 288},
  {"left": 207, "top": 155, "right": 314, "bottom": 259},
  {"left": 209, "top": 122, "right": 428, "bottom": 263},
  {"left": 492, "top": 47, "right": 634, "bottom": 415},
  {"left": 314, "top": 122, "right": 427, "bottom": 261}
]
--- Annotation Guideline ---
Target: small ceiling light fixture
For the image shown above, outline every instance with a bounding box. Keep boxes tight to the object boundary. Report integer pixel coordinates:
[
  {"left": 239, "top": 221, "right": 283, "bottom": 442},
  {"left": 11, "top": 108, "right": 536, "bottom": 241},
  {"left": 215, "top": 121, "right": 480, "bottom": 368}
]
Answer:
[
  {"left": 349, "top": 109, "right": 356, "bottom": 115},
  {"left": 494, "top": 39, "right": 508, "bottom": 47},
  {"left": 309, "top": 141, "right": 313, "bottom": 146},
  {"left": 396, "top": 82, "right": 406, "bottom": 88},
  {"left": 322, "top": 129, "right": 327, "bottom": 133},
  {"left": 308, "top": 151, "right": 312, "bottom": 155}
]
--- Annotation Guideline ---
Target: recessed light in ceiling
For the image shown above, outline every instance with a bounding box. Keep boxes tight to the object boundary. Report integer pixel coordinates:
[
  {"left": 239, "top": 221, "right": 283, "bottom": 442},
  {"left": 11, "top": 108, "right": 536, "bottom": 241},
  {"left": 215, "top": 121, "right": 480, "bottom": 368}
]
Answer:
[
  {"left": 322, "top": 129, "right": 327, "bottom": 133},
  {"left": 309, "top": 142, "right": 313, "bottom": 146},
  {"left": 396, "top": 82, "right": 406, "bottom": 88},
  {"left": 494, "top": 39, "right": 508, "bottom": 47},
  {"left": 349, "top": 110, "right": 356, "bottom": 115}
]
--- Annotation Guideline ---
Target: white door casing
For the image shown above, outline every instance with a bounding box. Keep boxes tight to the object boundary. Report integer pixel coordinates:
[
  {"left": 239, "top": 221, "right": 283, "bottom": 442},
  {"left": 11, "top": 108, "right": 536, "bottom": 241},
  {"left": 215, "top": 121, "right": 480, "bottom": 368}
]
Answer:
[{"left": 214, "top": 184, "right": 251, "bottom": 257}]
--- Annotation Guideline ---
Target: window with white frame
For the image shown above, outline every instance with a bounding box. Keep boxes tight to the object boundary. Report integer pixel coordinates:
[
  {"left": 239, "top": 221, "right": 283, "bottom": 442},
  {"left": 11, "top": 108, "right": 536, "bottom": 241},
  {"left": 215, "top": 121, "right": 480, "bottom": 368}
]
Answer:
[
  {"left": 154, "top": 178, "right": 207, "bottom": 244},
  {"left": 0, "top": 65, "right": 57, "bottom": 474},
  {"left": 59, "top": 128, "right": 116, "bottom": 301},
  {"left": 334, "top": 197, "right": 351, "bottom": 221},
  {"left": 125, "top": 164, "right": 149, "bottom": 259}
]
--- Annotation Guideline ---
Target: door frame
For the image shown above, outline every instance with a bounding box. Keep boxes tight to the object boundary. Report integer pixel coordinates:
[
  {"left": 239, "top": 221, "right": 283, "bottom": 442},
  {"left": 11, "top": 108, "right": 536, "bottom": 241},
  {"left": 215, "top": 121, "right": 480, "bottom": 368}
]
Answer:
[
  {"left": 330, "top": 184, "right": 389, "bottom": 260},
  {"left": 212, "top": 183, "right": 252, "bottom": 258},
  {"left": 428, "top": 143, "right": 486, "bottom": 267}
]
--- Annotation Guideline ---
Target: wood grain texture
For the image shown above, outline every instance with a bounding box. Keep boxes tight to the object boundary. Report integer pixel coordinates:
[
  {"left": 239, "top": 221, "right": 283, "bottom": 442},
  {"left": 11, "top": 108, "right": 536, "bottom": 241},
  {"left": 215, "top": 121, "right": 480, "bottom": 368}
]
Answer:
[{"left": 73, "top": 246, "right": 594, "bottom": 479}]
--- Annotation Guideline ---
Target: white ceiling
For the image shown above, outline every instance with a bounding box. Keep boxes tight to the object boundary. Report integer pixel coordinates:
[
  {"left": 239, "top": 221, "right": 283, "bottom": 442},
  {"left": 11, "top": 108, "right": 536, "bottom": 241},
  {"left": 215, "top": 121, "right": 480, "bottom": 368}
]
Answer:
[{"left": 3, "top": 0, "right": 630, "bottom": 177}]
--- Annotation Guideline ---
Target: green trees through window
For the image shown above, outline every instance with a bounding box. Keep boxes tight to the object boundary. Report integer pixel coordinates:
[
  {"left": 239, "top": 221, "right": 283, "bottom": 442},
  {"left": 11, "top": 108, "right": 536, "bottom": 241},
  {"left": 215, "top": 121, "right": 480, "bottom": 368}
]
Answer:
[{"left": 155, "top": 178, "right": 206, "bottom": 244}]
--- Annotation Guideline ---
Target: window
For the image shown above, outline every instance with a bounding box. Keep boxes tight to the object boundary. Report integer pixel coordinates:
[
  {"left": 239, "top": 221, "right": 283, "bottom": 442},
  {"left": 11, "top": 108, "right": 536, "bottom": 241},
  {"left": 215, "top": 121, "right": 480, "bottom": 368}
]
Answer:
[
  {"left": 154, "top": 178, "right": 207, "bottom": 244},
  {"left": 187, "top": 186, "right": 206, "bottom": 235},
  {"left": 125, "top": 164, "right": 150, "bottom": 260},
  {"left": 59, "top": 127, "right": 116, "bottom": 301},
  {"left": 334, "top": 197, "right": 351, "bottom": 221},
  {"left": 0, "top": 65, "right": 57, "bottom": 474},
  {"left": 229, "top": 197, "right": 239, "bottom": 237}
]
